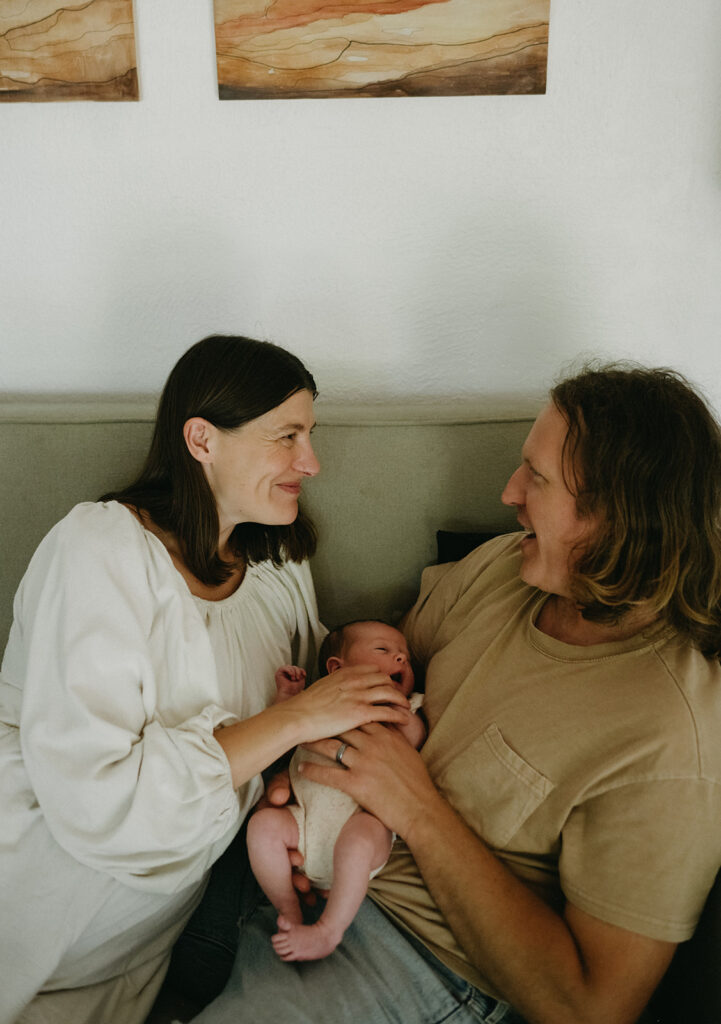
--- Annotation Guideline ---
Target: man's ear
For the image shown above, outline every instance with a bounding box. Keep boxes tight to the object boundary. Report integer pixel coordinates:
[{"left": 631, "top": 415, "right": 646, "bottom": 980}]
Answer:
[
  {"left": 183, "top": 418, "right": 215, "bottom": 464},
  {"left": 326, "top": 656, "right": 343, "bottom": 674}
]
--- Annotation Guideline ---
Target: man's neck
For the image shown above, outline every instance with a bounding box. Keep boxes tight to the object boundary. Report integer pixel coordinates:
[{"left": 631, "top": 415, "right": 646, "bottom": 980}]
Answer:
[{"left": 536, "top": 594, "right": 658, "bottom": 646}]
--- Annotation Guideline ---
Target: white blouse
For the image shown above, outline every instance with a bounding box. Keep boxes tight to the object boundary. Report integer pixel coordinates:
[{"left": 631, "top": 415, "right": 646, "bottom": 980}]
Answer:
[{"left": 0, "top": 501, "right": 326, "bottom": 895}]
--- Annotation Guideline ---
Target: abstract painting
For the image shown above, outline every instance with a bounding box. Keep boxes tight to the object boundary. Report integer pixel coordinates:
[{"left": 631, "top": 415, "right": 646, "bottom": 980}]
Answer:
[
  {"left": 214, "top": 0, "right": 550, "bottom": 100},
  {"left": 0, "top": 0, "right": 138, "bottom": 102}
]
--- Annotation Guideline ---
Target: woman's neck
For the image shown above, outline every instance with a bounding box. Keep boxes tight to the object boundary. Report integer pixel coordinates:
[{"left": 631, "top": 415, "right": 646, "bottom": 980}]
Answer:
[
  {"left": 536, "top": 594, "right": 658, "bottom": 646},
  {"left": 126, "top": 505, "right": 245, "bottom": 601}
]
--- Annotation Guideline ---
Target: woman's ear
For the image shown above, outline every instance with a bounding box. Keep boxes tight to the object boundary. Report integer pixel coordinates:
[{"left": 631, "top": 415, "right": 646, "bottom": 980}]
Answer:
[
  {"left": 183, "top": 418, "right": 215, "bottom": 464},
  {"left": 326, "top": 656, "right": 344, "bottom": 674}
]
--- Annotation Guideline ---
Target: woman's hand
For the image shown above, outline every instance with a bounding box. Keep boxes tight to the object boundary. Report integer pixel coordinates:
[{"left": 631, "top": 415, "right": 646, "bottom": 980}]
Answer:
[
  {"left": 215, "top": 667, "right": 411, "bottom": 792},
  {"left": 277, "top": 665, "right": 413, "bottom": 746},
  {"left": 297, "top": 722, "right": 439, "bottom": 840}
]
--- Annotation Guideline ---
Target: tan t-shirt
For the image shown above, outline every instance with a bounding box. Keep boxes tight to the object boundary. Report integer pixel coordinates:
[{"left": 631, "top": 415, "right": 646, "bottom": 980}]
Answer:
[{"left": 369, "top": 533, "right": 721, "bottom": 997}]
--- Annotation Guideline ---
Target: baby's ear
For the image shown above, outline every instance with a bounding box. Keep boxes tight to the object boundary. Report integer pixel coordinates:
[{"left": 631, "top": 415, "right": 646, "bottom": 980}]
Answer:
[{"left": 326, "top": 656, "right": 343, "bottom": 674}]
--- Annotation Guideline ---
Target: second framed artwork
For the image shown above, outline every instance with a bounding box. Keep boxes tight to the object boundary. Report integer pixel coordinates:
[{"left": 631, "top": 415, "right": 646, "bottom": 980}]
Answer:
[{"left": 213, "top": 0, "right": 550, "bottom": 100}]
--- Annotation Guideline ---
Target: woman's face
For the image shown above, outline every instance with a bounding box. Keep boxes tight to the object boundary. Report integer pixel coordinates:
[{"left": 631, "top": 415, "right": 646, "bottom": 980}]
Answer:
[
  {"left": 501, "top": 402, "right": 598, "bottom": 598},
  {"left": 199, "top": 389, "right": 319, "bottom": 537}
]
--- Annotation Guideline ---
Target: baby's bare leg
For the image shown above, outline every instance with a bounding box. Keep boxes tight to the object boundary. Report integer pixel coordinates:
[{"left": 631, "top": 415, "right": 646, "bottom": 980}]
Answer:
[
  {"left": 247, "top": 806, "right": 303, "bottom": 926},
  {"left": 272, "top": 812, "right": 392, "bottom": 962}
]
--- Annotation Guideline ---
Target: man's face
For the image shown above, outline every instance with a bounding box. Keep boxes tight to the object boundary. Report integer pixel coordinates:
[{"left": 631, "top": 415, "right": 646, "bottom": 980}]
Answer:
[{"left": 501, "top": 403, "right": 597, "bottom": 598}]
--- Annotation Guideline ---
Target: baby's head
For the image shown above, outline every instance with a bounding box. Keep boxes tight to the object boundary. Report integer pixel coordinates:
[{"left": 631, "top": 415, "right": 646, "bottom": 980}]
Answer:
[{"left": 318, "top": 620, "right": 414, "bottom": 697}]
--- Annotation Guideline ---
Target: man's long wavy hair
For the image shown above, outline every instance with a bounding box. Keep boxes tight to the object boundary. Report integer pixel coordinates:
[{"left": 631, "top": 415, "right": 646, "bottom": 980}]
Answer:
[
  {"left": 102, "top": 334, "right": 318, "bottom": 586},
  {"left": 552, "top": 363, "right": 721, "bottom": 658}
]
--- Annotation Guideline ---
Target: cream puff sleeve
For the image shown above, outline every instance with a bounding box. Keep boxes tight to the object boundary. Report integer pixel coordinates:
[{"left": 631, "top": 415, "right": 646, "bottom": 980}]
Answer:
[{"left": 9, "top": 503, "right": 242, "bottom": 894}]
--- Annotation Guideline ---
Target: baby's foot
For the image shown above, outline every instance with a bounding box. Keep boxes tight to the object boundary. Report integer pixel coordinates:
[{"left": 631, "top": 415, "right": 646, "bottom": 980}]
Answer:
[{"left": 270, "top": 914, "right": 343, "bottom": 962}]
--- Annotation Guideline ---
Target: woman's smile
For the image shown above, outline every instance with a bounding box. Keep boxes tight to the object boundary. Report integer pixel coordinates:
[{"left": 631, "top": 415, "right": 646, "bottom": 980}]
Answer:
[{"left": 202, "top": 389, "right": 319, "bottom": 540}]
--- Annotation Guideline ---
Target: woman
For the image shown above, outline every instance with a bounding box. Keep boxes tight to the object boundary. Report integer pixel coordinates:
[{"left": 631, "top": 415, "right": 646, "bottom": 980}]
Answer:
[
  {"left": 187, "top": 364, "right": 721, "bottom": 1024},
  {"left": 0, "top": 335, "right": 410, "bottom": 1024}
]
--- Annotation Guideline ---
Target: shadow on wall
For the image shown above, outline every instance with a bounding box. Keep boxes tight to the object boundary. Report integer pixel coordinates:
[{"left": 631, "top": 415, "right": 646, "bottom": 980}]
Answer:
[
  {"left": 87, "top": 216, "right": 260, "bottom": 393},
  {"left": 376, "top": 201, "right": 597, "bottom": 404}
]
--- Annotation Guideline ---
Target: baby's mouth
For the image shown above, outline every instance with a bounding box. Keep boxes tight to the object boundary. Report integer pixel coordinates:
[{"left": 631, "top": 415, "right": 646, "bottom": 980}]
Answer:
[{"left": 390, "top": 671, "right": 403, "bottom": 685}]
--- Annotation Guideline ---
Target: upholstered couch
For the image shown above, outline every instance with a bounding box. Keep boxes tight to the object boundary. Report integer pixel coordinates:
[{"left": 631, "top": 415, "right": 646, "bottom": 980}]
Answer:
[{"left": 0, "top": 397, "right": 717, "bottom": 1023}]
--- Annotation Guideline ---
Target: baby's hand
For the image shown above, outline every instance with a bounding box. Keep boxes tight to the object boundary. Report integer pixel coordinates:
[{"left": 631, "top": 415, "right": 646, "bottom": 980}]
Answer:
[{"left": 274, "top": 665, "right": 307, "bottom": 702}]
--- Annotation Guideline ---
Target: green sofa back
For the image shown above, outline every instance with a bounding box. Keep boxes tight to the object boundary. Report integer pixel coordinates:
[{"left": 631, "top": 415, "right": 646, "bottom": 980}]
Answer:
[
  {"left": 1, "top": 397, "right": 717, "bottom": 1021},
  {"left": 0, "top": 399, "right": 531, "bottom": 645}
]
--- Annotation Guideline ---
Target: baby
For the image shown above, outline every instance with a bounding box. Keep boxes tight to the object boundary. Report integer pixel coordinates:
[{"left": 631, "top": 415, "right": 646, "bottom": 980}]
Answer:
[{"left": 247, "top": 620, "right": 425, "bottom": 962}]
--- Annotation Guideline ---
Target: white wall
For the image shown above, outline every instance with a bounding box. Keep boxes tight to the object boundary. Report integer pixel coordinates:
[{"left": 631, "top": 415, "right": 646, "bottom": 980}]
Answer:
[{"left": 2, "top": 0, "right": 721, "bottom": 412}]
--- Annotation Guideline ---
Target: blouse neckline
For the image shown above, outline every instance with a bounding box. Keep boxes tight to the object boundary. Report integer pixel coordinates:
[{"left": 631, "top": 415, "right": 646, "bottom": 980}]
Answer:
[{"left": 112, "top": 500, "right": 252, "bottom": 608}]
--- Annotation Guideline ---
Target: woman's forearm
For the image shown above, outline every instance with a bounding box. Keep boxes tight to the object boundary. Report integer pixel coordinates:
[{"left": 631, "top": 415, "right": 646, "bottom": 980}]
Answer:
[
  {"left": 216, "top": 665, "right": 412, "bottom": 791},
  {"left": 214, "top": 701, "right": 305, "bottom": 790}
]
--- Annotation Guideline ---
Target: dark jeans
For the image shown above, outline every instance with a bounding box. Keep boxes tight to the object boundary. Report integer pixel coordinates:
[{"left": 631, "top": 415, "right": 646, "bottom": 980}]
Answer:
[{"left": 164, "top": 821, "right": 261, "bottom": 1008}]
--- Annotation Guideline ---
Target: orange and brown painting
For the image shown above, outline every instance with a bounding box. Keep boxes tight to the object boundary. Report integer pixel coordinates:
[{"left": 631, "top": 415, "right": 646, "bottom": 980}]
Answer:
[
  {"left": 214, "top": 0, "right": 549, "bottom": 99},
  {"left": 0, "top": 0, "right": 138, "bottom": 102}
]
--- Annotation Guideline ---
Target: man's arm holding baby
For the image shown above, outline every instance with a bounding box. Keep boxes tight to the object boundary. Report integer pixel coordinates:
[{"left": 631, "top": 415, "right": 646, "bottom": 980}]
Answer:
[{"left": 299, "top": 723, "right": 675, "bottom": 1024}]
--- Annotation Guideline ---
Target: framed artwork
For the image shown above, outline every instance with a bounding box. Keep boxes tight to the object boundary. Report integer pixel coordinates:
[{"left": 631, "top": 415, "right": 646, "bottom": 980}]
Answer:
[
  {"left": 214, "top": 0, "right": 550, "bottom": 100},
  {"left": 0, "top": 0, "right": 138, "bottom": 102}
]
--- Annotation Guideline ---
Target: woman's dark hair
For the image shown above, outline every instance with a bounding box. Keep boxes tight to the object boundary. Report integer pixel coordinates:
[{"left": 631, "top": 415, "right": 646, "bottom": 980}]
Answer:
[
  {"left": 102, "top": 334, "right": 318, "bottom": 585},
  {"left": 551, "top": 362, "right": 721, "bottom": 657}
]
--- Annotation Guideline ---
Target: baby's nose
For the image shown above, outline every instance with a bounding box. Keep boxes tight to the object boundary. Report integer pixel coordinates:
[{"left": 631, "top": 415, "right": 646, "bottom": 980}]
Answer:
[{"left": 395, "top": 652, "right": 406, "bottom": 662}]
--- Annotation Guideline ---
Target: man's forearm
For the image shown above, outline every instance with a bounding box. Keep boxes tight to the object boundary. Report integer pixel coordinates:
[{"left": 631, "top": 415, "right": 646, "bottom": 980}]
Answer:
[{"left": 404, "top": 792, "right": 672, "bottom": 1024}]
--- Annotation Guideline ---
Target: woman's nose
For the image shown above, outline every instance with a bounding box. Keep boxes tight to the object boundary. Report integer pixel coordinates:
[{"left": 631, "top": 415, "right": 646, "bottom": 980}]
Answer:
[{"left": 295, "top": 441, "right": 320, "bottom": 477}]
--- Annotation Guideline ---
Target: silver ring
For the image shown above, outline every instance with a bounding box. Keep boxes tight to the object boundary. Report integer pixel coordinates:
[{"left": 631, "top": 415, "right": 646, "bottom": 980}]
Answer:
[{"left": 335, "top": 742, "right": 348, "bottom": 766}]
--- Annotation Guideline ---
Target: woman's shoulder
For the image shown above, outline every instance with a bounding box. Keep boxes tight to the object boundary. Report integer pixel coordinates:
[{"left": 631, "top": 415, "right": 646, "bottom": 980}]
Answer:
[
  {"left": 28, "top": 502, "right": 154, "bottom": 583},
  {"left": 12, "top": 502, "right": 161, "bottom": 628},
  {"left": 63, "top": 498, "right": 133, "bottom": 525},
  {"left": 51, "top": 500, "right": 144, "bottom": 549}
]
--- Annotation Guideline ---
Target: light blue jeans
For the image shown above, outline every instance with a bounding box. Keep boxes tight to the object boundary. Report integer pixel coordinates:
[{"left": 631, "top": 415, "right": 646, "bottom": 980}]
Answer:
[{"left": 187, "top": 896, "right": 526, "bottom": 1024}]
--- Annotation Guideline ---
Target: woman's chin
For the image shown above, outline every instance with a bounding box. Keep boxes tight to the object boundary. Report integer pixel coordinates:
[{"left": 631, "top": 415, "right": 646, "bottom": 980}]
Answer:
[{"left": 269, "top": 503, "right": 300, "bottom": 526}]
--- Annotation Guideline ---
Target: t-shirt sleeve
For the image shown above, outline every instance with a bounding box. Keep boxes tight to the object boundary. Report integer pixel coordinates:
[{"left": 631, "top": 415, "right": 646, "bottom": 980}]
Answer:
[
  {"left": 15, "top": 504, "right": 242, "bottom": 894},
  {"left": 403, "top": 533, "right": 519, "bottom": 665},
  {"left": 560, "top": 776, "right": 721, "bottom": 941}
]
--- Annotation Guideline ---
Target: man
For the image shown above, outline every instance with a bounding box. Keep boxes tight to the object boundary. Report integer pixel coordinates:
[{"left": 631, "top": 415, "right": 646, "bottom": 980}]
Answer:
[{"left": 189, "top": 364, "right": 721, "bottom": 1024}]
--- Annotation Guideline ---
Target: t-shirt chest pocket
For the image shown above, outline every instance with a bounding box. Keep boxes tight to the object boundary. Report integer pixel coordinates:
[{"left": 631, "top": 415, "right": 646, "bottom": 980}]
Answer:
[{"left": 436, "top": 723, "right": 554, "bottom": 850}]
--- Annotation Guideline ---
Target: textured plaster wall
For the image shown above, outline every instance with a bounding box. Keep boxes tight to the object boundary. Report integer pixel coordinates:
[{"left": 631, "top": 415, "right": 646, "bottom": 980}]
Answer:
[{"left": 1, "top": 0, "right": 720, "bottom": 412}]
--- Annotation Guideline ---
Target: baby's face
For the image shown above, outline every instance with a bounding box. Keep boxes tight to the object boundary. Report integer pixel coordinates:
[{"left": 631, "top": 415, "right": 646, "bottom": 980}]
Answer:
[{"left": 340, "top": 622, "right": 414, "bottom": 696}]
